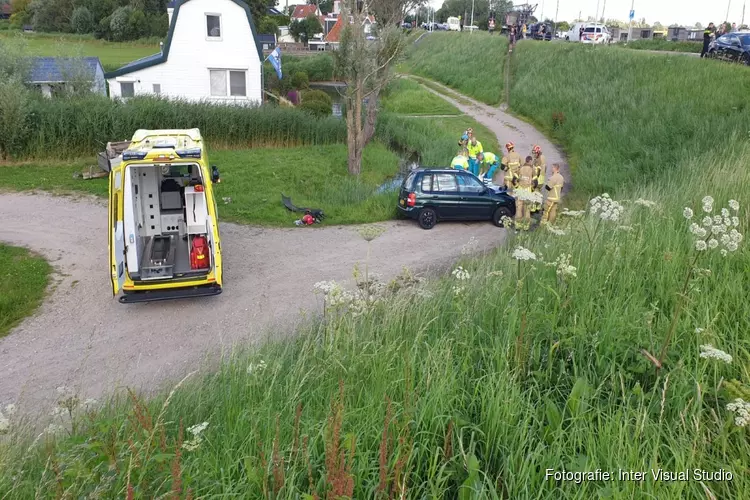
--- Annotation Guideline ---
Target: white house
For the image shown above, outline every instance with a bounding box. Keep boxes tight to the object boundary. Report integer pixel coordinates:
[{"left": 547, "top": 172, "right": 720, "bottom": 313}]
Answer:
[{"left": 105, "top": 0, "right": 263, "bottom": 104}]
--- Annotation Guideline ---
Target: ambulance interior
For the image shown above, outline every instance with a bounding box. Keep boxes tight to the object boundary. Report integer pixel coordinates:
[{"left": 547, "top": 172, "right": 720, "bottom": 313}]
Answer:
[{"left": 122, "top": 151, "right": 216, "bottom": 282}]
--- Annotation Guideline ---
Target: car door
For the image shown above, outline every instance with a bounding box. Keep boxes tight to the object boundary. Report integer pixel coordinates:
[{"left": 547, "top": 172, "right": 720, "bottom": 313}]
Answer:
[
  {"left": 715, "top": 35, "right": 729, "bottom": 60},
  {"left": 109, "top": 163, "right": 126, "bottom": 295},
  {"left": 429, "top": 172, "right": 462, "bottom": 219},
  {"left": 457, "top": 173, "right": 494, "bottom": 220},
  {"left": 726, "top": 35, "right": 742, "bottom": 62}
]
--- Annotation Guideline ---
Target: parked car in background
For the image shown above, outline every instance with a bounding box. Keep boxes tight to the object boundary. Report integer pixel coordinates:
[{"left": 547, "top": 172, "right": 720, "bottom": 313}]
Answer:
[
  {"left": 401, "top": 22, "right": 412, "bottom": 29},
  {"left": 447, "top": 16, "right": 461, "bottom": 31},
  {"left": 708, "top": 32, "right": 750, "bottom": 65},
  {"left": 581, "top": 23, "right": 611, "bottom": 44},
  {"left": 565, "top": 22, "right": 586, "bottom": 41},
  {"left": 529, "top": 22, "right": 553, "bottom": 41},
  {"left": 397, "top": 169, "right": 516, "bottom": 230},
  {"left": 437, "top": 23, "right": 449, "bottom": 30}
]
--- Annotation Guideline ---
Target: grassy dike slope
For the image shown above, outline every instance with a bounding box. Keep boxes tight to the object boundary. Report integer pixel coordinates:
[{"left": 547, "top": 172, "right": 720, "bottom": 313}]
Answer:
[{"left": 2, "top": 41, "right": 750, "bottom": 498}]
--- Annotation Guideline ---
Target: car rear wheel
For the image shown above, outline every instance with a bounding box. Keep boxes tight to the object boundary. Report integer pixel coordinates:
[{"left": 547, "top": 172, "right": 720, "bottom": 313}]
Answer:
[
  {"left": 743, "top": 54, "right": 750, "bottom": 66},
  {"left": 492, "top": 206, "right": 513, "bottom": 227},
  {"left": 418, "top": 208, "right": 438, "bottom": 229}
]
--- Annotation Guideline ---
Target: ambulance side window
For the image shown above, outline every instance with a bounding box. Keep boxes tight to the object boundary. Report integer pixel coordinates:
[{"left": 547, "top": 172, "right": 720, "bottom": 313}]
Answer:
[{"left": 113, "top": 194, "right": 118, "bottom": 228}]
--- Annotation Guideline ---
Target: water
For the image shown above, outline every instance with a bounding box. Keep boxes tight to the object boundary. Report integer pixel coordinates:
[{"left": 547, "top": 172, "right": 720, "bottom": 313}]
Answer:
[{"left": 308, "top": 83, "right": 345, "bottom": 118}]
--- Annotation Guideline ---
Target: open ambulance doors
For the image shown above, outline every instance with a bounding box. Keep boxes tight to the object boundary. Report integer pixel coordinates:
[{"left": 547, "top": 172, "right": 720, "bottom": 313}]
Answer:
[{"left": 109, "top": 163, "right": 126, "bottom": 295}]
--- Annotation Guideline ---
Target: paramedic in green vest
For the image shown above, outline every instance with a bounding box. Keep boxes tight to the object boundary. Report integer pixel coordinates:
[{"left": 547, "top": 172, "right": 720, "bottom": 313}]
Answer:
[
  {"left": 478, "top": 152, "right": 500, "bottom": 182},
  {"left": 451, "top": 149, "right": 469, "bottom": 170},
  {"left": 466, "top": 136, "right": 483, "bottom": 176}
]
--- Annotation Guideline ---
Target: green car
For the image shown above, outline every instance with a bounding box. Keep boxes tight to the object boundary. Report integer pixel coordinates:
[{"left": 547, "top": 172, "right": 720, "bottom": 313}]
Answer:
[{"left": 397, "top": 168, "right": 516, "bottom": 229}]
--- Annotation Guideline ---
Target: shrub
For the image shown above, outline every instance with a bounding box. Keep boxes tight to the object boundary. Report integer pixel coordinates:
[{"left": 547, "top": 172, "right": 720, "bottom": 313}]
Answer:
[
  {"left": 70, "top": 6, "right": 95, "bottom": 34},
  {"left": 291, "top": 71, "right": 310, "bottom": 90},
  {"left": 0, "top": 81, "right": 31, "bottom": 159},
  {"left": 299, "top": 99, "right": 332, "bottom": 116},
  {"left": 302, "top": 89, "right": 332, "bottom": 107}
]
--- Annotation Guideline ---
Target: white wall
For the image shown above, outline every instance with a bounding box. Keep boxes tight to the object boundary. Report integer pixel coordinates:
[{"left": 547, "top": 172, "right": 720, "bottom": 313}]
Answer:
[{"left": 107, "top": 0, "right": 262, "bottom": 103}]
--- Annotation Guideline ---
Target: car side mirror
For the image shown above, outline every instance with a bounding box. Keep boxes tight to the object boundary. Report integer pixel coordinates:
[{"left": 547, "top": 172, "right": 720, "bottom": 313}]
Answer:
[{"left": 211, "top": 165, "right": 221, "bottom": 183}]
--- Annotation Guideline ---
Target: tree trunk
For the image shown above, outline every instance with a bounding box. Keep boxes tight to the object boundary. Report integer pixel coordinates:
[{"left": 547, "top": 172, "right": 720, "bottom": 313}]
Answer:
[
  {"left": 346, "top": 78, "right": 365, "bottom": 175},
  {"left": 363, "top": 88, "right": 380, "bottom": 145}
]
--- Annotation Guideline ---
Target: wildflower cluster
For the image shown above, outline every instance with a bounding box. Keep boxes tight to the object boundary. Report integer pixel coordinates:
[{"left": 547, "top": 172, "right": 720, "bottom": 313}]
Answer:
[
  {"left": 684, "top": 197, "right": 742, "bottom": 255},
  {"left": 451, "top": 266, "right": 470, "bottom": 281},
  {"left": 545, "top": 225, "right": 566, "bottom": 236},
  {"left": 726, "top": 399, "right": 750, "bottom": 427},
  {"left": 358, "top": 224, "right": 386, "bottom": 242},
  {"left": 699, "top": 344, "right": 733, "bottom": 364},
  {"left": 560, "top": 209, "right": 586, "bottom": 218},
  {"left": 634, "top": 198, "right": 658, "bottom": 208},
  {"left": 461, "top": 237, "right": 479, "bottom": 256},
  {"left": 0, "top": 404, "right": 16, "bottom": 434},
  {"left": 551, "top": 254, "right": 577, "bottom": 279},
  {"left": 589, "top": 193, "right": 624, "bottom": 222},
  {"left": 512, "top": 246, "right": 537, "bottom": 261},
  {"left": 183, "top": 421, "right": 209, "bottom": 451},
  {"left": 314, "top": 281, "right": 356, "bottom": 308},
  {"left": 247, "top": 359, "right": 267, "bottom": 375},
  {"left": 514, "top": 190, "right": 543, "bottom": 204}
]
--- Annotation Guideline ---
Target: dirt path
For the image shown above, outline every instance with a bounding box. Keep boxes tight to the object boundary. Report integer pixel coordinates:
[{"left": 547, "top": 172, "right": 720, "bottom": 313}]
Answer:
[
  {"left": 0, "top": 80, "right": 566, "bottom": 419},
  {"left": 408, "top": 76, "right": 571, "bottom": 197}
]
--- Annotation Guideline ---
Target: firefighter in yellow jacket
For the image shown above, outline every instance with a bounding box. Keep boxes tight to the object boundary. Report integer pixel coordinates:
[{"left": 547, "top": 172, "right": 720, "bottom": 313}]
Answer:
[
  {"left": 514, "top": 156, "right": 535, "bottom": 230},
  {"left": 450, "top": 149, "right": 469, "bottom": 170},
  {"left": 501, "top": 142, "right": 523, "bottom": 190},
  {"left": 541, "top": 163, "right": 565, "bottom": 225},
  {"left": 530, "top": 145, "right": 546, "bottom": 213}
]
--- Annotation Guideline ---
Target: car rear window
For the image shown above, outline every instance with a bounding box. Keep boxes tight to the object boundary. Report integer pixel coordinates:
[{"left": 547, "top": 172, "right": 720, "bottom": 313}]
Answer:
[
  {"left": 420, "top": 174, "right": 433, "bottom": 192},
  {"left": 403, "top": 171, "right": 417, "bottom": 190},
  {"left": 584, "top": 27, "right": 601, "bottom": 33},
  {"left": 433, "top": 173, "right": 458, "bottom": 192}
]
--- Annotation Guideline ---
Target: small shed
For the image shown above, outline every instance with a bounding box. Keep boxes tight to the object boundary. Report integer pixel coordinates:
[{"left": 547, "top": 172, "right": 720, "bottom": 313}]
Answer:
[
  {"left": 630, "top": 27, "right": 654, "bottom": 41},
  {"left": 258, "top": 33, "right": 277, "bottom": 51},
  {"left": 667, "top": 26, "right": 689, "bottom": 41},
  {"left": 687, "top": 29, "right": 704, "bottom": 41},
  {"left": 28, "top": 57, "right": 106, "bottom": 97}
]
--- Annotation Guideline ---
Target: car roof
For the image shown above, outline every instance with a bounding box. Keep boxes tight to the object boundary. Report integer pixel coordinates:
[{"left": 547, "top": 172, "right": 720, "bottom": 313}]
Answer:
[{"left": 412, "top": 168, "right": 468, "bottom": 173}]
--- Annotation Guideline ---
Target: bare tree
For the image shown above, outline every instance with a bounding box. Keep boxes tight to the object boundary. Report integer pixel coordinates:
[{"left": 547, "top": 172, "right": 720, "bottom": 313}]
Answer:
[{"left": 334, "top": 0, "right": 422, "bottom": 175}]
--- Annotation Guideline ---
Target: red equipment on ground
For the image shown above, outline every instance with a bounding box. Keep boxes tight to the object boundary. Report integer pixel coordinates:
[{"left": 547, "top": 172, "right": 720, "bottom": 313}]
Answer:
[
  {"left": 190, "top": 235, "right": 210, "bottom": 270},
  {"left": 302, "top": 213, "right": 315, "bottom": 225}
]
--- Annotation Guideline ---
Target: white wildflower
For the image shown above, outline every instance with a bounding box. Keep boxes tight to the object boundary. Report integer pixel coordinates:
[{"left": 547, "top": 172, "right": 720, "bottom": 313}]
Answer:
[
  {"left": 721, "top": 208, "right": 730, "bottom": 218},
  {"left": 721, "top": 249, "right": 728, "bottom": 257},
  {"left": 713, "top": 215, "right": 723, "bottom": 225},
  {"left": 731, "top": 216, "right": 740, "bottom": 227},
  {"left": 560, "top": 209, "right": 586, "bottom": 218},
  {"left": 0, "top": 412, "right": 9, "bottom": 434},
  {"left": 683, "top": 207, "right": 694, "bottom": 219},
  {"left": 50, "top": 406, "right": 66, "bottom": 418},
  {"left": 711, "top": 225, "right": 724, "bottom": 236},
  {"left": 708, "top": 239, "right": 719, "bottom": 249},
  {"left": 461, "top": 237, "right": 479, "bottom": 256},
  {"left": 512, "top": 246, "right": 537, "bottom": 261},
  {"left": 452, "top": 285, "right": 465, "bottom": 297},
  {"left": 699, "top": 344, "right": 732, "bottom": 364},
  {"left": 545, "top": 225, "right": 566, "bottom": 236},
  {"left": 182, "top": 440, "right": 202, "bottom": 452},
  {"left": 726, "top": 398, "right": 750, "bottom": 427},
  {"left": 702, "top": 196, "right": 714, "bottom": 213},
  {"left": 451, "top": 266, "right": 470, "bottom": 281},
  {"left": 729, "top": 199, "right": 740, "bottom": 211},
  {"left": 246, "top": 359, "right": 267, "bottom": 375},
  {"left": 702, "top": 216, "right": 712, "bottom": 228},
  {"left": 188, "top": 422, "right": 209, "bottom": 437},
  {"left": 695, "top": 327, "right": 705, "bottom": 334},
  {"left": 553, "top": 254, "right": 577, "bottom": 279},
  {"left": 634, "top": 198, "right": 657, "bottom": 208},
  {"left": 729, "top": 229, "right": 743, "bottom": 243},
  {"left": 590, "top": 194, "right": 624, "bottom": 222},
  {"left": 4, "top": 404, "right": 16, "bottom": 416},
  {"left": 695, "top": 240, "right": 707, "bottom": 251},
  {"left": 82, "top": 399, "right": 98, "bottom": 411},
  {"left": 486, "top": 270, "right": 504, "bottom": 278},
  {"left": 726, "top": 242, "right": 739, "bottom": 252}
]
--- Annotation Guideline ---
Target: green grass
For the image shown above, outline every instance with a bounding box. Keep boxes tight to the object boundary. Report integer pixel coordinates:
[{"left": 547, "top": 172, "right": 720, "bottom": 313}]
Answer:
[
  {"left": 0, "top": 145, "right": 401, "bottom": 226},
  {"left": 377, "top": 114, "right": 501, "bottom": 166},
  {"left": 5, "top": 42, "right": 750, "bottom": 500},
  {"left": 406, "top": 75, "right": 473, "bottom": 105},
  {"left": 380, "top": 78, "right": 460, "bottom": 115},
  {"left": 0, "top": 31, "right": 160, "bottom": 72},
  {"left": 0, "top": 244, "right": 51, "bottom": 337},
  {"left": 405, "top": 31, "right": 508, "bottom": 105},
  {"left": 623, "top": 39, "right": 703, "bottom": 53}
]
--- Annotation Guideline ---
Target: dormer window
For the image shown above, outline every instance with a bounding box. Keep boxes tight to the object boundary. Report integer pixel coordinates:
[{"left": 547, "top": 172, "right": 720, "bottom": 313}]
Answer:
[{"left": 206, "top": 14, "right": 221, "bottom": 39}]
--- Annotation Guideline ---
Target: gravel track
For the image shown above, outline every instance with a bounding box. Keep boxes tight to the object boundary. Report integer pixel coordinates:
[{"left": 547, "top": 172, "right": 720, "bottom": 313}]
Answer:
[{"left": 0, "top": 81, "right": 566, "bottom": 419}]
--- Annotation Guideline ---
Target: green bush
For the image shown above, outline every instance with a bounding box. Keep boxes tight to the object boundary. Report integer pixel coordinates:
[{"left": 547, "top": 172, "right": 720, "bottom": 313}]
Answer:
[
  {"left": 624, "top": 39, "right": 702, "bottom": 53},
  {"left": 70, "top": 6, "right": 95, "bottom": 34},
  {"left": 0, "top": 80, "right": 31, "bottom": 159},
  {"left": 264, "top": 54, "right": 335, "bottom": 84},
  {"left": 301, "top": 88, "right": 332, "bottom": 107},
  {"left": 299, "top": 98, "right": 332, "bottom": 116},
  {"left": 13, "top": 95, "right": 346, "bottom": 159},
  {"left": 291, "top": 70, "right": 310, "bottom": 90}
]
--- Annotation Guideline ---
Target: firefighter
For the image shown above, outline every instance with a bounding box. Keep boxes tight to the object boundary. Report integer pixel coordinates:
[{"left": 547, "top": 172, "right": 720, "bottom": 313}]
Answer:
[
  {"left": 500, "top": 141, "right": 523, "bottom": 190},
  {"left": 479, "top": 151, "right": 500, "bottom": 183},
  {"left": 541, "top": 163, "right": 565, "bottom": 225},
  {"left": 514, "top": 156, "right": 535, "bottom": 230},
  {"left": 530, "top": 144, "right": 546, "bottom": 213},
  {"left": 451, "top": 149, "right": 469, "bottom": 170},
  {"left": 466, "top": 136, "right": 483, "bottom": 176}
]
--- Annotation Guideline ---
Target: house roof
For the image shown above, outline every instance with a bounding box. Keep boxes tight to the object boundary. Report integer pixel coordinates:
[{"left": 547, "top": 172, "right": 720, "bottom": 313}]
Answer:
[
  {"left": 106, "top": 0, "right": 262, "bottom": 79},
  {"left": 325, "top": 16, "right": 343, "bottom": 42},
  {"left": 267, "top": 7, "right": 284, "bottom": 16},
  {"left": 291, "top": 5, "right": 318, "bottom": 19},
  {"left": 29, "top": 57, "right": 103, "bottom": 83},
  {"left": 258, "top": 34, "right": 276, "bottom": 43}
]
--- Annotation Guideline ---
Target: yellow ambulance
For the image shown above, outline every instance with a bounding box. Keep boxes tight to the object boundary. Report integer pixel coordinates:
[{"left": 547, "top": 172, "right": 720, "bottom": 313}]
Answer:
[{"left": 108, "top": 129, "right": 223, "bottom": 303}]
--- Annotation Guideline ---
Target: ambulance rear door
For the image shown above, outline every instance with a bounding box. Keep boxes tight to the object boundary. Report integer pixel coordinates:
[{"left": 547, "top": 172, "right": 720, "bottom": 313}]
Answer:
[{"left": 109, "top": 163, "right": 126, "bottom": 295}]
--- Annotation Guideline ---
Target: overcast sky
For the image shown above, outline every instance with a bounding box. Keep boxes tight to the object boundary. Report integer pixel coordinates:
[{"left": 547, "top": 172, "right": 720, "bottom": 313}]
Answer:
[{"left": 425, "top": 0, "right": 748, "bottom": 27}]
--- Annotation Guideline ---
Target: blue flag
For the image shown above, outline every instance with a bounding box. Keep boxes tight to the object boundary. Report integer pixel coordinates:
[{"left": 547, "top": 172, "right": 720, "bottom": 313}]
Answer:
[{"left": 268, "top": 47, "right": 282, "bottom": 79}]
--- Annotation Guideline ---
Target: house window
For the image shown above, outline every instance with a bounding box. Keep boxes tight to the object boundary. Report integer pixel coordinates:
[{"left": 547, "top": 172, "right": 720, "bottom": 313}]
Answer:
[
  {"left": 229, "top": 71, "right": 246, "bottom": 97},
  {"left": 210, "top": 70, "right": 247, "bottom": 97},
  {"left": 153, "top": 84, "right": 161, "bottom": 95},
  {"left": 120, "top": 82, "right": 135, "bottom": 98},
  {"left": 206, "top": 14, "right": 221, "bottom": 38}
]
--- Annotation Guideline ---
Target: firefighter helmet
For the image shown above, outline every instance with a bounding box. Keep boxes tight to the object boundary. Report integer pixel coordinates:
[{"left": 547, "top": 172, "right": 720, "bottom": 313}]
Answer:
[
  {"left": 505, "top": 142, "right": 515, "bottom": 151},
  {"left": 532, "top": 145, "right": 542, "bottom": 155}
]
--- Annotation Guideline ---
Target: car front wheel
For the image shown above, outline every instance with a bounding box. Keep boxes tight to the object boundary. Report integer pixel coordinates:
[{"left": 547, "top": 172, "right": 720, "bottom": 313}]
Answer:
[
  {"left": 743, "top": 53, "right": 750, "bottom": 66},
  {"left": 492, "top": 206, "right": 513, "bottom": 227},
  {"left": 418, "top": 208, "right": 437, "bottom": 229}
]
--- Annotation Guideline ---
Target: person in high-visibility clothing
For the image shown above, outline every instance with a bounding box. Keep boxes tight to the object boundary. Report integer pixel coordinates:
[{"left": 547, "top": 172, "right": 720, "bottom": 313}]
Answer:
[
  {"left": 541, "top": 163, "right": 565, "bottom": 225},
  {"left": 478, "top": 151, "right": 500, "bottom": 183},
  {"left": 500, "top": 142, "right": 523, "bottom": 190},
  {"left": 530, "top": 145, "right": 546, "bottom": 213},
  {"left": 514, "top": 156, "right": 535, "bottom": 230},
  {"left": 450, "top": 149, "right": 469, "bottom": 170},
  {"left": 466, "top": 136, "right": 483, "bottom": 176}
]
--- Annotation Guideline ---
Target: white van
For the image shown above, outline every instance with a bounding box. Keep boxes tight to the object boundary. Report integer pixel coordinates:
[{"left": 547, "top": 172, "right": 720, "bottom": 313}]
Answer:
[
  {"left": 566, "top": 22, "right": 586, "bottom": 41},
  {"left": 447, "top": 17, "right": 461, "bottom": 31},
  {"left": 581, "top": 23, "right": 611, "bottom": 44}
]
